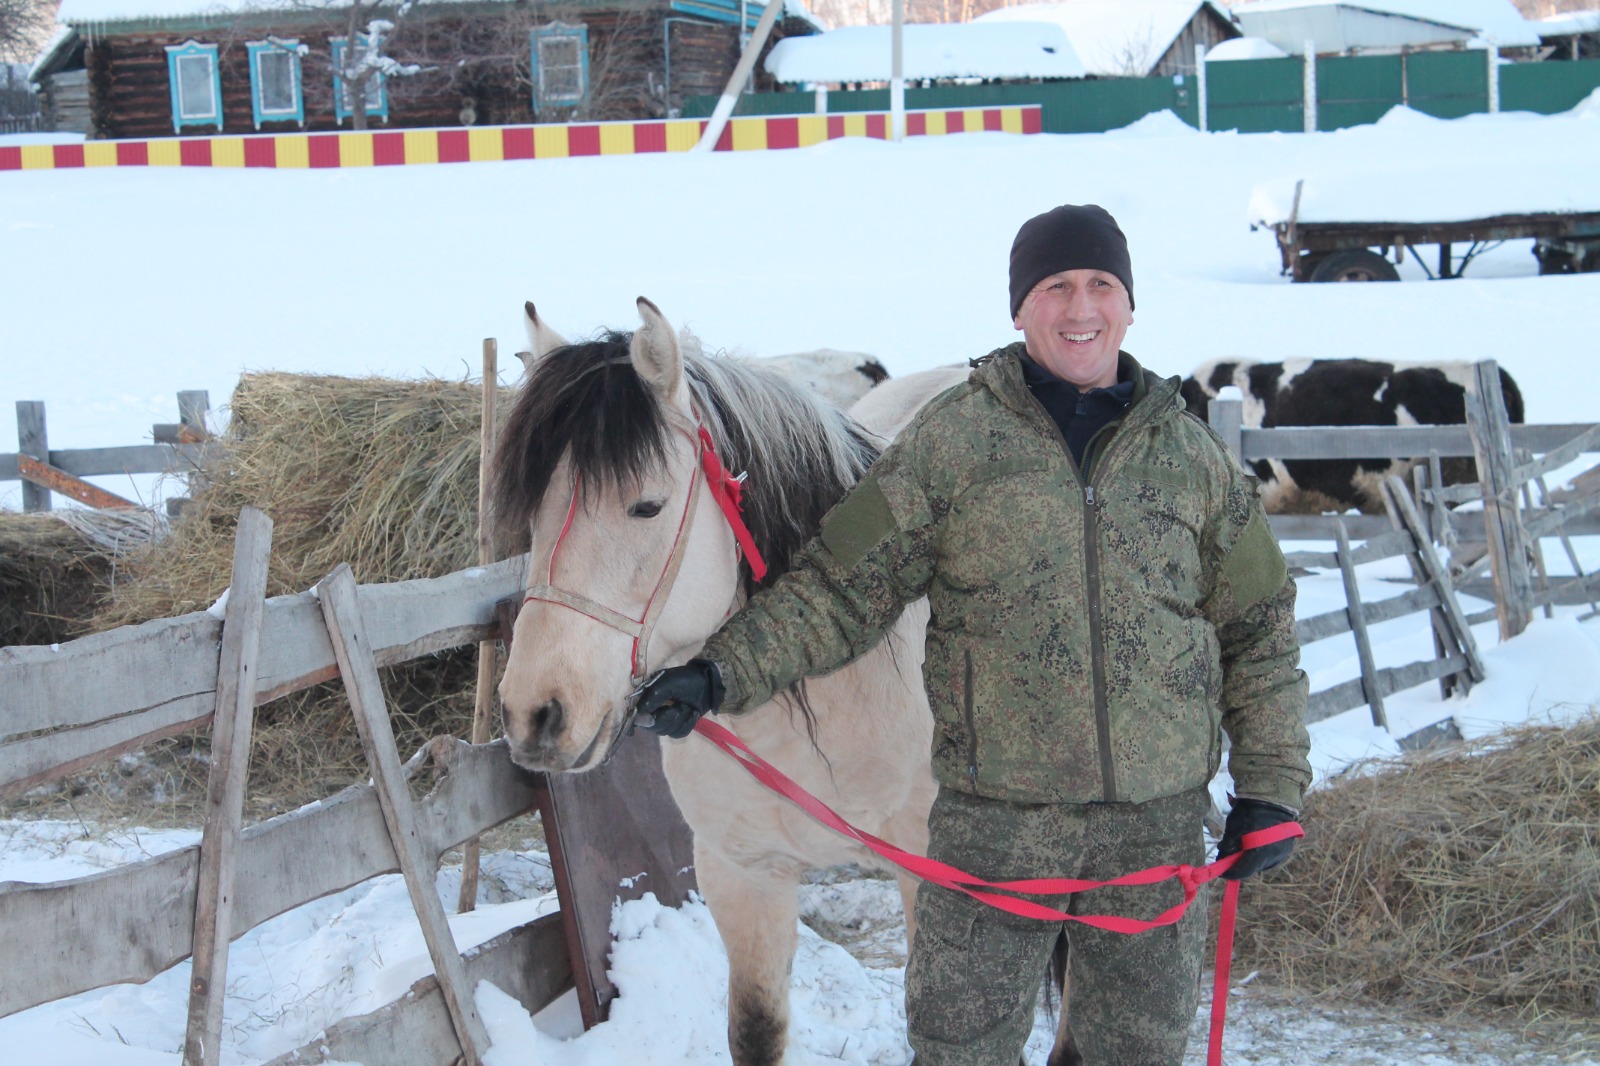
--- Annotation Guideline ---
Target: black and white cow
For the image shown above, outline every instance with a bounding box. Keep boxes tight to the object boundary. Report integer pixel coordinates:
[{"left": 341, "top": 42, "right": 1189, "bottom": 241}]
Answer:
[{"left": 1181, "top": 359, "right": 1525, "bottom": 515}]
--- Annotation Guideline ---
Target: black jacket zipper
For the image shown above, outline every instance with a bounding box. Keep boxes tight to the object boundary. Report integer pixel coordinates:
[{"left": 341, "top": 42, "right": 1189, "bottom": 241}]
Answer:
[{"left": 1082, "top": 482, "right": 1118, "bottom": 802}]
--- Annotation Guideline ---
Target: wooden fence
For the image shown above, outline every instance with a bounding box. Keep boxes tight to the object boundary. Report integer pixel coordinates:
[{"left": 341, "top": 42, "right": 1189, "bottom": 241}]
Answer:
[
  {"left": 0, "top": 515, "right": 696, "bottom": 1065},
  {"left": 3, "top": 391, "right": 218, "bottom": 512},
  {"left": 1289, "top": 478, "right": 1484, "bottom": 731}
]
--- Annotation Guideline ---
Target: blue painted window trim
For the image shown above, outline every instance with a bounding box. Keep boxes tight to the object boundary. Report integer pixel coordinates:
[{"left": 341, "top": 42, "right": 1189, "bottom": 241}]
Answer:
[
  {"left": 247, "top": 38, "right": 304, "bottom": 128},
  {"left": 669, "top": 0, "right": 766, "bottom": 31},
  {"left": 164, "top": 40, "right": 222, "bottom": 133},
  {"left": 530, "top": 22, "right": 589, "bottom": 111},
  {"left": 331, "top": 35, "right": 389, "bottom": 123}
]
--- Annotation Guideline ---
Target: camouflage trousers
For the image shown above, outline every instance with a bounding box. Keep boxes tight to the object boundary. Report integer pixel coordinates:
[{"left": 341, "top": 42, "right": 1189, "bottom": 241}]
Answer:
[{"left": 904, "top": 785, "right": 1211, "bottom": 1066}]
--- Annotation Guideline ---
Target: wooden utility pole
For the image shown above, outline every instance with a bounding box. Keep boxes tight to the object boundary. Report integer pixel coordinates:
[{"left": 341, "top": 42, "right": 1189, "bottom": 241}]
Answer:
[{"left": 458, "top": 339, "right": 499, "bottom": 914}]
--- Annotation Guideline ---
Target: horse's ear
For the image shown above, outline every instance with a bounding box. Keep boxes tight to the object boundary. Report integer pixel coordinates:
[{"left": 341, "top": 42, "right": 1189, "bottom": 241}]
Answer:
[
  {"left": 521, "top": 301, "right": 569, "bottom": 372},
  {"left": 632, "top": 297, "right": 684, "bottom": 400}
]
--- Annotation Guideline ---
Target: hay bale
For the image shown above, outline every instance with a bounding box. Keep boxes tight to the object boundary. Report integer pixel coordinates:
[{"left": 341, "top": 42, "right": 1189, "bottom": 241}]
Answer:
[
  {"left": 1237, "top": 713, "right": 1600, "bottom": 1021},
  {"left": 0, "top": 511, "right": 121, "bottom": 647},
  {"left": 82, "top": 372, "right": 503, "bottom": 814},
  {"left": 96, "top": 371, "right": 493, "bottom": 626}
]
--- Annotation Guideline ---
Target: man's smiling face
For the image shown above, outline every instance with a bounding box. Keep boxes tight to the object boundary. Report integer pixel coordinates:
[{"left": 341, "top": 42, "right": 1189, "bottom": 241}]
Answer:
[{"left": 1011, "top": 268, "right": 1134, "bottom": 390}]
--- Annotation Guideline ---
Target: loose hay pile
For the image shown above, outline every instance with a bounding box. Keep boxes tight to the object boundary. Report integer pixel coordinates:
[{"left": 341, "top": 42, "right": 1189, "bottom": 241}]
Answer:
[
  {"left": 1236, "top": 713, "right": 1600, "bottom": 1026},
  {"left": 0, "top": 510, "right": 128, "bottom": 648},
  {"left": 84, "top": 371, "right": 507, "bottom": 813}
]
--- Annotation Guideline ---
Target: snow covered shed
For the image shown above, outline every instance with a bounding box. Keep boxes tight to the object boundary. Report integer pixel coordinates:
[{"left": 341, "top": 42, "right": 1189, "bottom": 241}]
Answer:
[
  {"left": 763, "top": 21, "right": 1086, "bottom": 86},
  {"left": 1228, "top": 0, "right": 1543, "bottom": 58},
  {"left": 27, "top": 0, "right": 821, "bottom": 139},
  {"left": 973, "top": 0, "right": 1239, "bottom": 79},
  {"left": 1534, "top": 11, "right": 1600, "bottom": 62}
]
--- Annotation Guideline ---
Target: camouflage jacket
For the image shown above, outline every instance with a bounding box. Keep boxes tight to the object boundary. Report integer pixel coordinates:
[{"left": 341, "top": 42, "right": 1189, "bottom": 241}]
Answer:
[{"left": 702, "top": 345, "right": 1311, "bottom": 810}]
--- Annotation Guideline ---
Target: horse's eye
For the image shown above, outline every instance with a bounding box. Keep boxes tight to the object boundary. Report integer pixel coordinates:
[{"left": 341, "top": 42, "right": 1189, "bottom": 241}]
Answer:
[{"left": 628, "top": 500, "right": 664, "bottom": 519}]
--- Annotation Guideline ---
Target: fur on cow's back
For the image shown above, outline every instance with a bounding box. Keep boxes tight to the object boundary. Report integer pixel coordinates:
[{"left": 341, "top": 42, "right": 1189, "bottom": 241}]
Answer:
[{"left": 1179, "top": 358, "right": 1525, "bottom": 515}]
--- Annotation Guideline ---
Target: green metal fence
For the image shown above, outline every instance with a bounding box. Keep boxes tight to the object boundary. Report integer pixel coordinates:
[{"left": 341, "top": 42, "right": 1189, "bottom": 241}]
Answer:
[
  {"left": 684, "top": 55, "right": 1600, "bottom": 136},
  {"left": 1207, "top": 56, "right": 1302, "bottom": 133}
]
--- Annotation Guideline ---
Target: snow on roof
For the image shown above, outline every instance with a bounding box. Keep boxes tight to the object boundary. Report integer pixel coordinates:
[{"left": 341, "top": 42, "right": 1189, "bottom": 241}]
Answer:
[
  {"left": 55, "top": 0, "right": 819, "bottom": 28},
  {"left": 974, "top": 0, "right": 1228, "bottom": 77},
  {"left": 1535, "top": 10, "right": 1600, "bottom": 37},
  {"left": 1229, "top": 0, "right": 1541, "bottom": 49},
  {"left": 1206, "top": 35, "right": 1288, "bottom": 60},
  {"left": 763, "top": 21, "right": 1086, "bottom": 84}
]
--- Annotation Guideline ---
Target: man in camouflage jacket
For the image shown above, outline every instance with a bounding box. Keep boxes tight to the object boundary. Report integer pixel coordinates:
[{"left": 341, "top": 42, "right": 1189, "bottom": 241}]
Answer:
[{"left": 635, "top": 204, "right": 1311, "bottom": 1065}]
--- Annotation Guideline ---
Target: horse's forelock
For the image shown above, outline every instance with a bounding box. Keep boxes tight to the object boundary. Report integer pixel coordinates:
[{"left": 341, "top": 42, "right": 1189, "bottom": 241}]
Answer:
[
  {"left": 490, "top": 331, "right": 670, "bottom": 551},
  {"left": 489, "top": 328, "right": 879, "bottom": 584}
]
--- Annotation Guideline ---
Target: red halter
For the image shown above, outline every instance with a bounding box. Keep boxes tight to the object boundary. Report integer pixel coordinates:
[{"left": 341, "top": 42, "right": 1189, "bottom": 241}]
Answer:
[{"left": 521, "top": 411, "right": 766, "bottom": 684}]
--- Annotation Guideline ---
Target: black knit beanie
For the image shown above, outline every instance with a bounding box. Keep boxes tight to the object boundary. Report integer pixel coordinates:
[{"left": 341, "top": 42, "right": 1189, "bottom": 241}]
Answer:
[{"left": 1009, "top": 204, "right": 1134, "bottom": 317}]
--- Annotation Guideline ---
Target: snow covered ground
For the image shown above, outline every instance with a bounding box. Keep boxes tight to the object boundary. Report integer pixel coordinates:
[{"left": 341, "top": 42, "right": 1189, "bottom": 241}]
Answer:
[{"left": 3, "top": 92, "right": 1599, "bottom": 1064}]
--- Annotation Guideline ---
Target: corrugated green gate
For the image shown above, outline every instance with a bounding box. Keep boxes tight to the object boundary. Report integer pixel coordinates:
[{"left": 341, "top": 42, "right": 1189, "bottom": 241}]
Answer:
[
  {"left": 684, "top": 56, "right": 1600, "bottom": 135},
  {"left": 1207, "top": 56, "right": 1302, "bottom": 133}
]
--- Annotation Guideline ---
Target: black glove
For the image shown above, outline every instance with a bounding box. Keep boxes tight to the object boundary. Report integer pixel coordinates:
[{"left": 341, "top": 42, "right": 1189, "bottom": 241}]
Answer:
[
  {"left": 631, "top": 659, "right": 725, "bottom": 739},
  {"left": 1216, "top": 798, "right": 1298, "bottom": 881}
]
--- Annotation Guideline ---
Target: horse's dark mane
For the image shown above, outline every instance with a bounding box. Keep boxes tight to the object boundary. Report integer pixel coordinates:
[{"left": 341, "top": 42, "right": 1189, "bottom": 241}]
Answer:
[{"left": 490, "top": 330, "right": 880, "bottom": 595}]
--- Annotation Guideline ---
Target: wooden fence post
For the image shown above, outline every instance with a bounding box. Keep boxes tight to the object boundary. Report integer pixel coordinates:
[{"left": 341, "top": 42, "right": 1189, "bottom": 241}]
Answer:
[
  {"left": 183, "top": 506, "right": 274, "bottom": 1066},
  {"left": 17, "top": 400, "right": 49, "bottom": 512},
  {"left": 317, "top": 564, "right": 492, "bottom": 1066},
  {"left": 1465, "top": 360, "right": 1534, "bottom": 639},
  {"left": 1207, "top": 394, "right": 1244, "bottom": 468},
  {"left": 458, "top": 339, "right": 498, "bottom": 915}
]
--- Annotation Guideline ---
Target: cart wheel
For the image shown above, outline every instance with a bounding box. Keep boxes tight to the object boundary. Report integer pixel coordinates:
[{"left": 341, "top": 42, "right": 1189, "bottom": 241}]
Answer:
[{"left": 1308, "top": 249, "right": 1400, "bottom": 283}]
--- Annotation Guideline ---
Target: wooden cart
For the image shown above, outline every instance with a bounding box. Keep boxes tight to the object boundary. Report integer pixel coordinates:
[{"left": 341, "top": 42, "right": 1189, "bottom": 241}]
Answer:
[{"left": 1260, "top": 180, "right": 1600, "bottom": 282}]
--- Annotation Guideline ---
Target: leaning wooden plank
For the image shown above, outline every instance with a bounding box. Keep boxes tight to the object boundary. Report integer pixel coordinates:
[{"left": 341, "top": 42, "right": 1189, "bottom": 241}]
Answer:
[
  {"left": 0, "top": 740, "right": 538, "bottom": 1019},
  {"left": 1385, "top": 477, "right": 1485, "bottom": 685},
  {"left": 1337, "top": 523, "right": 1387, "bottom": 730},
  {"left": 17, "top": 455, "right": 139, "bottom": 510},
  {"left": 318, "top": 564, "right": 492, "bottom": 1065},
  {"left": 185, "top": 507, "right": 273, "bottom": 1066},
  {"left": 263, "top": 913, "right": 570, "bottom": 1066}
]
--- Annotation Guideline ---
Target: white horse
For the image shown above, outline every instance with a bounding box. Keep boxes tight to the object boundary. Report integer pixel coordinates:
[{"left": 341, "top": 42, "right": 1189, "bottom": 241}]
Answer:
[{"left": 490, "top": 299, "right": 1071, "bottom": 1065}]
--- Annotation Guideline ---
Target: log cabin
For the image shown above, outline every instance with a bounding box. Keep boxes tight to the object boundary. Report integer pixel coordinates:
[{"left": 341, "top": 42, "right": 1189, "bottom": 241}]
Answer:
[{"left": 29, "top": 0, "right": 821, "bottom": 138}]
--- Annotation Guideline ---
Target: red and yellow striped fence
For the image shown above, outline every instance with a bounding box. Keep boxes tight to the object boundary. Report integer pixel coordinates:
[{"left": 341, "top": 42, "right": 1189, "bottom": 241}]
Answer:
[{"left": 0, "top": 105, "right": 1041, "bottom": 172}]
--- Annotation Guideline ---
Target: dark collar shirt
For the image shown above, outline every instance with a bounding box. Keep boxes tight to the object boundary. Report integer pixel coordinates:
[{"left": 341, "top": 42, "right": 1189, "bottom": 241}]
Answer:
[{"left": 1017, "top": 352, "right": 1137, "bottom": 471}]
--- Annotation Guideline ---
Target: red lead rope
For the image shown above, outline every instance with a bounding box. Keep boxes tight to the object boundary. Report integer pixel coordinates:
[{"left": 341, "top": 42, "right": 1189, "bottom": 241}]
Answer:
[{"left": 692, "top": 717, "right": 1303, "bottom": 1064}]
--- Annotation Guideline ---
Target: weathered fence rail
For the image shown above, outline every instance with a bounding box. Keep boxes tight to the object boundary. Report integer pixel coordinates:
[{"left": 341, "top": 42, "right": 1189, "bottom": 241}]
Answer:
[
  {"left": 0, "top": 555, "right": 526, "bottom": 797},
  {"left": 0, "top": 736, "right": 544, "bottom": 1018},
  {"left": 4, "top": 391, "right": 217, "bottom": 512}
]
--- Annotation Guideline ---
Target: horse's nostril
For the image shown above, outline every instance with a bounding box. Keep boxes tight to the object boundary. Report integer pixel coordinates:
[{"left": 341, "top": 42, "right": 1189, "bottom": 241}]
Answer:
[{"left": 533, "top": 698, "right": 564, "bottom": 738}]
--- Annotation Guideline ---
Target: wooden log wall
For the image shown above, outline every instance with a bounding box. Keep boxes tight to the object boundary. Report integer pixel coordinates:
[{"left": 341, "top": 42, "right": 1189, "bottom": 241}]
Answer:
[{"left": 71, "top": 3, "right": 805, "bottom": 138}]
